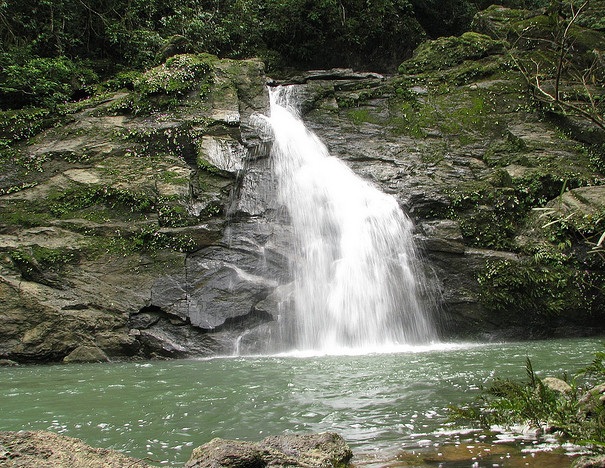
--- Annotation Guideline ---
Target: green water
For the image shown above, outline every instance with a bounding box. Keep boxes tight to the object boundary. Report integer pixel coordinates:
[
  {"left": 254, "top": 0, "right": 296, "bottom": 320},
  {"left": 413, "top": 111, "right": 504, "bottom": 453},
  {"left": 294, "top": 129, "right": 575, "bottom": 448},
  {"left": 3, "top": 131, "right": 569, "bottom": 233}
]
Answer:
[{"left": 1, "top": 339, "right": 603, "bottom": 466}]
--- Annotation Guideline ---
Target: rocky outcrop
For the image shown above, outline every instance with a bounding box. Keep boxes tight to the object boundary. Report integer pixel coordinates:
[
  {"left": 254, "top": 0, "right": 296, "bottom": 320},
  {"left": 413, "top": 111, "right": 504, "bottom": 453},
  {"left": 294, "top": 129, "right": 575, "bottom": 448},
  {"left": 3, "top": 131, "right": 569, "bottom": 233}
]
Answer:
[
  {"left": 0, "top": 431, "right": 151, "bottom": 467},
  {"left": 1, "top": 6, "right": 604, "bottom": 362},
  {"left": 0, "top": 55, "right": 277, "bottom": 362},
  {"left": 185, "top": 433, "right": 353, "bottom": 468}
]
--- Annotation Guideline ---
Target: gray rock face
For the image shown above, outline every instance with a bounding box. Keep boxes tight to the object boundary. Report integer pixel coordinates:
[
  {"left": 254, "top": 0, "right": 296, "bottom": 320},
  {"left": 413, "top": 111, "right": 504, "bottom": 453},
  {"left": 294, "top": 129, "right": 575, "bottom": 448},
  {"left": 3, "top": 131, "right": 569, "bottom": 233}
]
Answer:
[
  {"left": 0, "top": 56, "right": 277, "bottom": 362},
  {"left": 2, "top": 15, "right": 604, "bottom": 362},
  {"left": 152, "top": 246, "right": 279, "bottom": 329}
]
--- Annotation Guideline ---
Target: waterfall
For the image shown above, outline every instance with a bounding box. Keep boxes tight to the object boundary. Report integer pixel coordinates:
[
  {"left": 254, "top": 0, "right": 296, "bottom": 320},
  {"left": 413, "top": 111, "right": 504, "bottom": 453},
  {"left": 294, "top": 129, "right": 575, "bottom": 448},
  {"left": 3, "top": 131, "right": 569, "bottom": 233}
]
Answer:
[{"left": 265, "top": 86, "right": 436, "bottom": 353}]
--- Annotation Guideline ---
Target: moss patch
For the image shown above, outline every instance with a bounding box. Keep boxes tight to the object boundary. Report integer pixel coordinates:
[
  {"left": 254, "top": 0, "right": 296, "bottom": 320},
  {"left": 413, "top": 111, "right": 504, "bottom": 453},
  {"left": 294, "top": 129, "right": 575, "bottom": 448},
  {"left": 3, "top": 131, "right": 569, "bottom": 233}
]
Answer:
[
  {"left": 105, "top": 54, "right": 215, "bottom": 115},
  {"left": 398, "top": 32, "right": 505, "bottom": 74}
]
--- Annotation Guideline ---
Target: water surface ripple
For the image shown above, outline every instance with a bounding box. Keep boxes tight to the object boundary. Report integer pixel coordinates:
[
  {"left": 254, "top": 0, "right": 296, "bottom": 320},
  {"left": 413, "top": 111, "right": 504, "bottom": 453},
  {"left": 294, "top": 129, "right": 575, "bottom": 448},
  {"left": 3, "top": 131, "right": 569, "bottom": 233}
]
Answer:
[{"left": 1, "top": 338, "right": 602, "bottom": 465}]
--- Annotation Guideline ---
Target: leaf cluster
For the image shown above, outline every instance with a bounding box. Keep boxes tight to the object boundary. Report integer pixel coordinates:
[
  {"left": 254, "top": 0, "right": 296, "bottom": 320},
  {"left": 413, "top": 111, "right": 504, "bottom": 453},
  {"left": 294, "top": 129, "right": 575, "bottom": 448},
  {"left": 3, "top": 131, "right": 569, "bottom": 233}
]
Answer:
[{"left": 0, "top": 55, "right": 98, "bottom": 109}]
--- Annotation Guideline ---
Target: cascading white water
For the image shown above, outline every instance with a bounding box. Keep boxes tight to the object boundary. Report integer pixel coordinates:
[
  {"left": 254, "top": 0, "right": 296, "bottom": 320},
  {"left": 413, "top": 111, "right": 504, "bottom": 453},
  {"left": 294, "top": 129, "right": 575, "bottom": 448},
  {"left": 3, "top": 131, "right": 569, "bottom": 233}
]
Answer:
[{"left": 266, "top": 86, "right": 436, "bottom": 352}]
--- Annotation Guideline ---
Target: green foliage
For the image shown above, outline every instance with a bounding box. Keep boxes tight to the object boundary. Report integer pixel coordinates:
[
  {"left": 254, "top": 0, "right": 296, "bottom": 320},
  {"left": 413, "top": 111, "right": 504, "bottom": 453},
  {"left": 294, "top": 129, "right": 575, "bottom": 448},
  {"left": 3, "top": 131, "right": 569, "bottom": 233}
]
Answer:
[
  {"left": 10, "top": 246, "right": 78, "bottom": 271},
  {"left": 0, "top": 200, "right": 51, "bottom": 227},
  {"left": 538, "top": 205, "right": 605, "bottom": 249},
  {"left": 256, "top": 0, "right": 425, "bottom": 70},
  {"left": 450, "top": 351, "right": 605, "bottom": 447},
  {"left": 445, "top": 168, "right": 593, "bottom": 250},
  {"left": 478, "top": 257, "right": 575, "bottom": 318},
  {"left": 0, "top": 0, "right": 431, "bottom": 77},
  {"left": 0, "top": 107, "right": 53, "bottom": 141},
  {"left": 9, "top": 245, "right": 79, "bottom": 284},
  {"left": 446, "top": 184, "right": 528, "bottom": 249},
  {"left": 125, "top": 226, "right": 196, "bottom": 253},
  {"left": 135, "top": 54, "right": 211, "bottom": 96},
  {"left": 580, "top": 348, "right": 605, "bottom": 383},
  {"left": 106, "top": 27, "right": 164, "bottom": 70},
  {"left": 410, "top": 0, "right": 478, "bottom": 37},
  {"left": 101, "top": 71, "right": 143, "bottom": 92},
  {"left": 157, "top": 196, "right": 197, "bottom": 227},
  {"left": 451, "top": 357, "right": 578, "bottom": 430},
  {"left": 85, "top": 228, "right": 196, "bottom": 257},
  {"left": 0, "top": 55, "right": 98, "bottom": 109},
  {"left": 103, "top": 54, "right": 213, "bottom": 115},
  {"left": 46, "top": 185, "right": 199, "bottom": 229},
  {"left": 588, "top": 144, "right": 605, "bottom": 174}
]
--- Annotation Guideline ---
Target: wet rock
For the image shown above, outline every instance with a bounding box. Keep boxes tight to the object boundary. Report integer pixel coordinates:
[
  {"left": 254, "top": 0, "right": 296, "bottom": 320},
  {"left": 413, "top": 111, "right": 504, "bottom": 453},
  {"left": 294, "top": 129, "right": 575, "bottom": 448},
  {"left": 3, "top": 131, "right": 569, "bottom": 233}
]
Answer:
[
  {"left": 286, "top": 68, "right": 385, "bottom": 84},
  {"left": 185, "top": 432, "right": 353, "bottom": 468},
  {"left": 63, "top": 345, "right": 110, "bottom": 363},
  {"left": 0, "top": 430, "right": 151, "bottom": 467}
]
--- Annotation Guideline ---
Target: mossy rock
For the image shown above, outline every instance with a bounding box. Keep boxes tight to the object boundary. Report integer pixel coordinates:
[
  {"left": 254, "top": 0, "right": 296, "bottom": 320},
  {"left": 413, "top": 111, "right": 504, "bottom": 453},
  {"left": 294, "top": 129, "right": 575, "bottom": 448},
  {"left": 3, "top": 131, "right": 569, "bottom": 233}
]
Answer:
[
  {"left": 63, "top": 345, "right": 110, "bottom": 363},
  {"left": 9, "top": 245, "right": 78, "bottom": 289},
  {"left": 398, "top": 32, "right": 505, "bottom": 74},
  {"left": 471, "top": 5, "right": 538, "bottom": 40},
  {"left": 472, "top": 4, "right": 605, "bottom": 68}
]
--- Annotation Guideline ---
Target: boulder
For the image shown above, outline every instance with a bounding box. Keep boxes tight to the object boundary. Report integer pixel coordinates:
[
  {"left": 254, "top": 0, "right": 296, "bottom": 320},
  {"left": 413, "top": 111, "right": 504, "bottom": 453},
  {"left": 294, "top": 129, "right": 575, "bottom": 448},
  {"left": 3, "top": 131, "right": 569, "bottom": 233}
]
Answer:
[
  {"left": 542, "top": 377, "right": 572, "bottom": 394},
  {"left": 0, "top": 431, "right": 151, "bottom": 467},
  {"left": 185, "top": 433, "right": 353, "bottom": 468},
  {"left": 63, "top": 345, "right": 110, "bottom": 363}
]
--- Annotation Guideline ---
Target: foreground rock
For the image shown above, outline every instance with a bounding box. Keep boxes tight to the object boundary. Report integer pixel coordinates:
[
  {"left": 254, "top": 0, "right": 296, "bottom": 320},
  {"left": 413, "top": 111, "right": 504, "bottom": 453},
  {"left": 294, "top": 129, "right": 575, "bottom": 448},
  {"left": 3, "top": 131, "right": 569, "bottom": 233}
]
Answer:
[
  {"left": 0, "top": 431, "right": 352, "bottom": 468},
  {"left": 0, "top": 431, "right": 151, "bottom": 467},
  {"left": 185, "top": 433, "right": 353, "bottom": 468}
]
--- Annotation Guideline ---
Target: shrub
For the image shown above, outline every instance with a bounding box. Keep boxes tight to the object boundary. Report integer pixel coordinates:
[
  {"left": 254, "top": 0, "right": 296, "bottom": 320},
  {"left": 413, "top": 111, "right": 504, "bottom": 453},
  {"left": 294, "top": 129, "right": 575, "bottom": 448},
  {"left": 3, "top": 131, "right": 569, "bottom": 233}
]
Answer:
[{"left": 0, "top": 55, "right": 98, "bottom": 109}]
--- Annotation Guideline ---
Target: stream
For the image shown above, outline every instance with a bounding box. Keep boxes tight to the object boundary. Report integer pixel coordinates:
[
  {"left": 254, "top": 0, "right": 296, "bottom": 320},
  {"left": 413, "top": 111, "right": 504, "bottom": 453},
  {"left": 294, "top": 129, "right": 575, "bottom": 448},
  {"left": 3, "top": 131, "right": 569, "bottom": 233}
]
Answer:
[{"left": 1, "top": 337, "right": 602, "bottom": 466}]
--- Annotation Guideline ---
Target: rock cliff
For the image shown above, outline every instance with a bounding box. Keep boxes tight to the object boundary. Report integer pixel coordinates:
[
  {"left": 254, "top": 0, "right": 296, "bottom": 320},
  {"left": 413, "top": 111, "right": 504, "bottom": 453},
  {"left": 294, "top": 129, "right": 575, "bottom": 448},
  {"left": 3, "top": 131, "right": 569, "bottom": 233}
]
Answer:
[{"left": 1, "top": 7, "right": 604, "bottom": 362}]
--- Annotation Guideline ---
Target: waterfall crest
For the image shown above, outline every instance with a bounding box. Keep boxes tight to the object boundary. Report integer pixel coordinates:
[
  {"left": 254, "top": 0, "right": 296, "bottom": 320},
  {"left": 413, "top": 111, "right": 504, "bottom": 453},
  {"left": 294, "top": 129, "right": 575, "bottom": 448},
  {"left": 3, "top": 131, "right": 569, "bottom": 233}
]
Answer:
[{"left": 265, "top": 86, "right": 436, "bottom": 353}]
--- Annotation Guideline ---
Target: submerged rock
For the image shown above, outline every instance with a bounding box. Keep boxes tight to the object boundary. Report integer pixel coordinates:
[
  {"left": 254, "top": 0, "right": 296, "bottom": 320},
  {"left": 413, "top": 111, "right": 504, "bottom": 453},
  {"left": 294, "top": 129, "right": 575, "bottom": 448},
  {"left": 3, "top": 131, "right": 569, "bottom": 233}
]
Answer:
[
  {"left": 63, "top": 345, "right": 110, "bottom": 363},
  {"left": 185, "top": 432, "right": 353, "bottom": 468}
]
